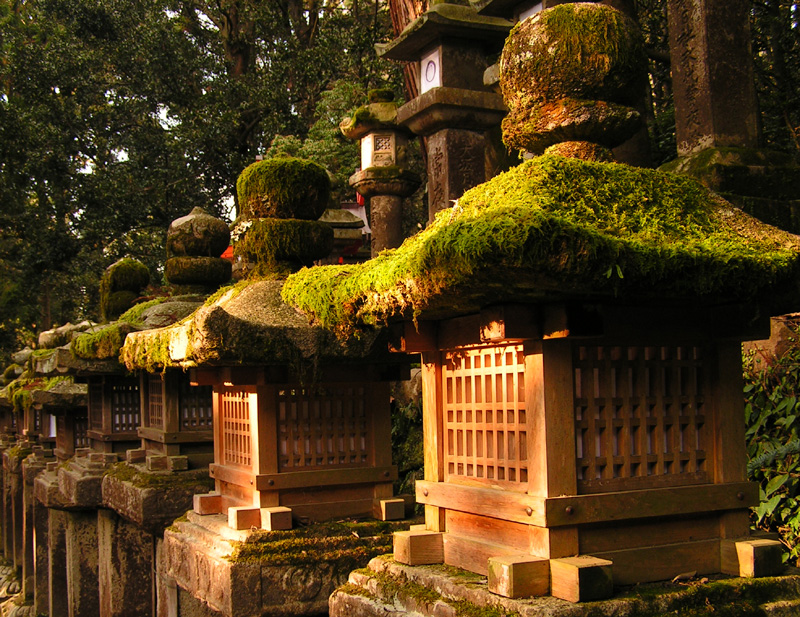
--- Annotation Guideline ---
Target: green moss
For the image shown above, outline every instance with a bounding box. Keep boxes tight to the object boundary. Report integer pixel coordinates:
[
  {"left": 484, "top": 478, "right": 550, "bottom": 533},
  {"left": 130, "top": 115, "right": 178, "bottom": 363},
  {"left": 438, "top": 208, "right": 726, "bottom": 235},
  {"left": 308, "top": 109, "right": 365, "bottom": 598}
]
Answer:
[
  {"left": 236, "top": 157, "right": 331, "bottom": 221},
  {"left": 99, "top": 258, "right": 150, "bottom": 322},
  {"left": 118, "top": 297, "right": 169, "bottom": 326},
  {"left": 117, "top": 327, "right": 177, "bottom": 373},
  {"left": 368, "top": 88, "right": 395, "bottom": 103},
  {"left": 6, "top": 445, "right": 33, "bottom": 460},
  {"left": 229, "top": 519, "right": 408, "bottom": 566},
  {"left": 449, "top": 600, "right": 520, "bottom": 617},
  {"left": 501, "top": 3, "right": 646, "bottom": 106},
  {"left": 282, "top": 155, "right": 800, "bottom": 335},
  {"left": 233, "top": 218, "right": 334, "bottom": 277},
  {"left": 104, "top": 462, "right": 214, "bottom": 491},
  {"left": 3, "top": 365, "right": 21, "bottom": 381},
  {"left": 71, "top": 324, "right": 129, "bottom": 360},
  {"left": 164, "top": 256, "right": 232, "bottom": 286}
]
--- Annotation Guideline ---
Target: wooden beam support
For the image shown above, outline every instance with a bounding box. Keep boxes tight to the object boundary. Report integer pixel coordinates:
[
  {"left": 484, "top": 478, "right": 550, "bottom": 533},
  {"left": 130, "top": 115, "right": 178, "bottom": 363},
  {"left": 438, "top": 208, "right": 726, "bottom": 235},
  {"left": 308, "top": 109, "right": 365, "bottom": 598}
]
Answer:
[
  {"left": 394, "top": 530, "right": 444, "bottom": 566},
  {"left": 550, "top": 556, "right": 613, "bottom": 603},
  {"left": 479, "top": 304, "right": 540, "bottom": 343},
  {"left": 254, "top": 466, "right": 397, "bottom": 491},
  {"left": 389, "top": 321, "right": 437, "bottom": 353},
  {"left": 488, "top": 555, "right": 550, "bottom": 598},
  {"left": 721, "top": 538, "right": 784, "bottom": 578}
]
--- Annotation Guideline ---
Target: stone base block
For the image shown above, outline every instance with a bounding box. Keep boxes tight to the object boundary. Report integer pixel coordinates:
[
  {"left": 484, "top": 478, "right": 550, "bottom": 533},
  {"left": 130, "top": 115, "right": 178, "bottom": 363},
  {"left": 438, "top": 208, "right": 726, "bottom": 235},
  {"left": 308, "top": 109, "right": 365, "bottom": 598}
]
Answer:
[
  {"left": 394, "top": 530, "right": 444, "bottom": 566},
  {"left": 488, "top": 554, "right": 549, "bottom": 598},
  {"left": 228, "top": 506, "right": 261, "bottom": 530},
  {"left": 721, "top": 538, "right": 784, "bottom": 578},
  {"left": 261, "top": 507, "right": 292, "bottom": 531},
  {"left": 193, "top": 493, "right": 222, "bottom": 515},
  {"left": 550, "top": 556, "right": 613, "bottom": 603},
  {"left": 374, "top": 498, "right": 405, "bottom": 521}
]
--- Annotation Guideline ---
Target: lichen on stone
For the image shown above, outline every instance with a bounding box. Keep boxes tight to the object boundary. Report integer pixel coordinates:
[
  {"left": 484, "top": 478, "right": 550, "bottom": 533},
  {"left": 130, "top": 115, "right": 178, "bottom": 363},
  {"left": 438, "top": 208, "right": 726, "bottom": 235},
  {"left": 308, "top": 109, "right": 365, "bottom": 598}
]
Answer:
[
  {"left": 99, "top": 258, "right": 150, "bottom": 322},
  {"left": 282, "top": 154, "right": 800, "bottom": 335}
]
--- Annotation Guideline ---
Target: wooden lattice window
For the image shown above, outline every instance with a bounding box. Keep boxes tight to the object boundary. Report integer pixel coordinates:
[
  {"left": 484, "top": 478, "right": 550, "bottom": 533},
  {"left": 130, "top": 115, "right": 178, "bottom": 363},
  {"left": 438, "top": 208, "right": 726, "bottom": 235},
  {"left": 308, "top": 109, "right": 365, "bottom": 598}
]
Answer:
[
  {"left": 74, "top": 414, "right": 88, "bottom": 449},
  {"left": 88, "top": 381, "right": 103, "bottom": 430},
  {"left": 443, "top": 344, "right": 528, "bottom": 486},
  {"left": 180, "top": 382, "right": 213, "bottom": 431},
  {"left": 221, "top": 390, "right": 252, "bottom": 468},
  {"left": 574, "top": 345, "right": 708, "bottom": 493},
  {"left": 111, "top": 382, "right": 139, "bottom": 433},
  {"left": 147, "top": 375, "right": 164, "bottom": 429},
  {"left": 277, "top": 385, "right": 369, "bottom": 471}
]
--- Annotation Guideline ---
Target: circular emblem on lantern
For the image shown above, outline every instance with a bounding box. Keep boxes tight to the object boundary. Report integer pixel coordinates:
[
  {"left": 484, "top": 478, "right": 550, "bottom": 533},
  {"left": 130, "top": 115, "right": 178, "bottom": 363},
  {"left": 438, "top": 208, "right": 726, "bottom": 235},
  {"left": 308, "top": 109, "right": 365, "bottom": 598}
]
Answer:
[{"left": 425, "top": 60, "right": 437, "bottom": 85}]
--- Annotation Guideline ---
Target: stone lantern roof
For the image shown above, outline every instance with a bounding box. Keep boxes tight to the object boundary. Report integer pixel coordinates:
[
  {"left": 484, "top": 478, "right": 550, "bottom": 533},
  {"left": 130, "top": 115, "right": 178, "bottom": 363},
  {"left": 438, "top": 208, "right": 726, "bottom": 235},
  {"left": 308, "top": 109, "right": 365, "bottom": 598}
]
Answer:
[
  {"left": 282, "top": 154, "right": 800, "bottom": 332},
  {"left": 120, "top": 279, "right": 401, "bottom": 373},
  {"left": 379, "top": 2, "right": 512, "bottom": 61}
]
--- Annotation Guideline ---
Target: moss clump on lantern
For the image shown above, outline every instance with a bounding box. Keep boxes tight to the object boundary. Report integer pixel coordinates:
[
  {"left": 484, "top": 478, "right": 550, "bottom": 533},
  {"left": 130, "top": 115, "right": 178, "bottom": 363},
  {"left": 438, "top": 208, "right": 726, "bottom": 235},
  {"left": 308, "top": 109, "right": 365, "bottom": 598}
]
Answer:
[
  {"left": 233, "top": 218, "right": 334, "bottom": 278},
  {"left": 281, "top": 154, "right": 800, "bottom": 335},
  {"left": 99, "top": 258, "right": 150, "bottom": 322},
  {"left": 71, "top": 323, "right": 130, "bottom": 360},
  {"left": 236, "top": 157, "right": 331, "bottom": 221},
  {"left": 165, "top": 256, "right": 232, "bottom": 286},
  {"left": 500, "top": 3, "right": 646, "bottom": 107}
]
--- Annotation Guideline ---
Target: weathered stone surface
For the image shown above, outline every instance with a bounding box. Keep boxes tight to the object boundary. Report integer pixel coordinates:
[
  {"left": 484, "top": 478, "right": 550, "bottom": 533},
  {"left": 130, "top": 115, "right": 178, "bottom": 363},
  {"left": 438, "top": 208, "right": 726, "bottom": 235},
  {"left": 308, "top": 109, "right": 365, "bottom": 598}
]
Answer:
[
  {"left": 58, "top": 458, "right": 106, "bottom": 508},
  {"left": 167, "top": 207, "right": 231, "bottom": 258},
  {"left": 165, "top": 256, "right": 232, "bottom": 287},
  {"left": 331, "top": 557, "right": 800, "bottom": 617},
  {"left": 426, "top": 128, "right": 487, "bottom": 219},
  {"left": 349, "top": 168, "right": 421, "bottom": 200},
  {"left": 98, "top": 509, "right": 154, "bottom": 617},
  {"left": 102, "top": 467, "right": 213, "bottom": 535},
  {"left": 65, "top": 510, "right": 99, "bottom": 617},
  {"left": 544, "top": 141, "right": 615, "bottom": 162},
  {"left": 37, "top": 322, "right": 94, "bottom": 350},
  {"left": 397, "top": 87, "right": 507, "bottom": 137},
  {"left": 667, "top": 0, "right": 759, "bottom": 155}
]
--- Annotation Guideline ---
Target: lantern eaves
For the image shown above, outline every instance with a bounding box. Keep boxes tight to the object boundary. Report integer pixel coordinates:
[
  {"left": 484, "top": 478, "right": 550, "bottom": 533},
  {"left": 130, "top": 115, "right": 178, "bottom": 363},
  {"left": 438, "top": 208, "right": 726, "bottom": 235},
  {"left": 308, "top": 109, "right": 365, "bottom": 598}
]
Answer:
[{"left": 379, "top": 3, "right": 512, "bottom": 62}]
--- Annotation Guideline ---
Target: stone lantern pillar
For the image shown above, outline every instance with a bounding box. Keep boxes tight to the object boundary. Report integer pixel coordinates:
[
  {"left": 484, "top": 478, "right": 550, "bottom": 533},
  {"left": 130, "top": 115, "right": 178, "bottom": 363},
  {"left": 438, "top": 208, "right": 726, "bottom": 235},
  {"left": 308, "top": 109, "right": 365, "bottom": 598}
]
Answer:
[
  {"left": 380, "top": 2, "right": 512, "bottom": 221},
  {"left": 340, "top": 90, "right": 420, "bottom": 255}
]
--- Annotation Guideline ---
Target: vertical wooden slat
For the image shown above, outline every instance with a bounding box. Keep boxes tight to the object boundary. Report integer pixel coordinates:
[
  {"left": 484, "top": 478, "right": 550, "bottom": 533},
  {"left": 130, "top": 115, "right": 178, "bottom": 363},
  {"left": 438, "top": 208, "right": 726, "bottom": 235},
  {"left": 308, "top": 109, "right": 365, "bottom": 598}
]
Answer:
[{"left": 422, "top": 350, "right": 446, "bottom": 532}]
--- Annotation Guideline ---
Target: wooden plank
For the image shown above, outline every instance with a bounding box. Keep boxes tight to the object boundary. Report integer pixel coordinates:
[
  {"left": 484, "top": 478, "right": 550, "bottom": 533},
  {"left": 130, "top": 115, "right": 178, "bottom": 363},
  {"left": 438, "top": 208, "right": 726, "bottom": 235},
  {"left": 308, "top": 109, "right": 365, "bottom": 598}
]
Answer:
[
  {"left": 592, "top": 538, "right": 720, "bottom": 585},
  {"left": 545, "top": 482, "right": 757, "bottom": 527},
  {"left": 445, "top": 510, "right": 532, "bottom": 553},
  {"left": 285, "top": 497, "right": 374, "bottom": 521},
  {"left": 421, "top": 352, "right": 446, "bottom": 532},
  {"left": 389, "top": 321, "right": 437, "bottom": 353},
  {"left": 370, "top": 382, "right": 393, "bottom": 468},
  {"left": 136, "top": 427, "right": 212, "bottom": 444},
  {"left": 164, "top": 372, "right": 180, "bottom": 434},
  {"left": 479, "top": 304, "right": 540, "bottom": 344},
  {"left": 710, "top": 342, "right": 748, "bottom": 484},
  {"left": 442, "top": 534, "right": 520, "bottom": 576},
  {"left": 438, "top": 315, "right": 482, "bottom": 350},
  {"left": 416, "top": 480, "right": 546, "bottom": 527},
  {"left": 208, "top": 464, "right": 254, "bottom": 489},
  {"left": 580, "top": 514, "right": 720, "bottom": 554},
  {"left": 721, "top": 538, "right": 784, "bottom": 577},
  {"left": 255, "top": 386, "right": 277, "bottom": 476},
  {"left": 540, "top": 339, "right": 578, "bottom": 496},
  {"left": 254, "top": 466, "right": 397, "bottom": 491},
  {"left": 488, "top": 555, "right": 549, "bottom": 598}
]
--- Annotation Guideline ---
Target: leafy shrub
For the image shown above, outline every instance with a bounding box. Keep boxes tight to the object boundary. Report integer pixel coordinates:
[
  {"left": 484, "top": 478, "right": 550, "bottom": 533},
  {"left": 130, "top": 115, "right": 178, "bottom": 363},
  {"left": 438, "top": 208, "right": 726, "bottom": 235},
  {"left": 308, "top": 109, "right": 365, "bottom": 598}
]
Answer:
[{"left": 744, "top": 321, "right": 800, "bottom": 564}]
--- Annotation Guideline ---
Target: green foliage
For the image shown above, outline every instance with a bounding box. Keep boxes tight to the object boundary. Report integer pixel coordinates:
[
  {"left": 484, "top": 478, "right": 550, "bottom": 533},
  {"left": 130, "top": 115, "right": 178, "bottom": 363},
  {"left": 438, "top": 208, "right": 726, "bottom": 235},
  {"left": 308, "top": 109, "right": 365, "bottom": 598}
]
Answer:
[
  {"left": 283, "top": 155, "right": 800, "bottom": 334},
  {"left": 744, "top": 324, "right": 800, "bottom": 564},
  {"left": 236, "top": 157, "right": 331, "bottom": 220}
]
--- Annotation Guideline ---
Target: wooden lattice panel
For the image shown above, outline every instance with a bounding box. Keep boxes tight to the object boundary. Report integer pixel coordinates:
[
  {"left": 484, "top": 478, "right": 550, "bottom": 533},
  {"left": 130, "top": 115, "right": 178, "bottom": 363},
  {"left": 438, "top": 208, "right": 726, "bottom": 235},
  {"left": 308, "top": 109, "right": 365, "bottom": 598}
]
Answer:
[
  {"left": 574, "top": 345, "right": 708, "bottom": 493},
  {"left": 220, "top": 390, "right": 252, "bottom": 468},
  {"left": 111, "top": 382, "right": 139, "bottom": 433},
  {"left": 74, "top": 415, "right": 89, "bottom": 449},
  {"left": 443, "top": 344, "right": 528, "bottom": 486},
  {"left": 147, "top": 375, "right": 164, "bottom": 429},
  {"left": 180, "top": 382, "right": 213, "bottom": 431},
  {"left": 277, "top": 386, "right": 369, "bottom": 471},
  {"left": 89, "top": 381, "right": 103, "bottom": 430}
]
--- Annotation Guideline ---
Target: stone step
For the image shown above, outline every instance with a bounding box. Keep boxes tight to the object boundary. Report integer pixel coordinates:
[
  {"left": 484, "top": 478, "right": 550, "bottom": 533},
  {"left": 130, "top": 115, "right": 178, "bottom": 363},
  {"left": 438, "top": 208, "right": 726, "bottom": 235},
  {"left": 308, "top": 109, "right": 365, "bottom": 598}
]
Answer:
[{"left": 331, "top": 557, "right": 800, "bottom": 617}]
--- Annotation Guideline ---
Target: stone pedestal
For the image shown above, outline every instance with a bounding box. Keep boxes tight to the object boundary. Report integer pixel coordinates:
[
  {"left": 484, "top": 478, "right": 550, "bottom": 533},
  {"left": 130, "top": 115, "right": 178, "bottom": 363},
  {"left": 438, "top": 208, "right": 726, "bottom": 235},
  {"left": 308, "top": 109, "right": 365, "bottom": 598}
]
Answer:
[
  {"left": 667, "top": 0, "right": 759, "bottom": 155},
  {"left": 98, "top": 509, "right": 154, "bottom": 617},
  {"left": 396, "top": 89, "right": 507, "bottom": 220},
  {"left": 65, "top": 510, "right": 99, "bottom": 617},
  {"left": 48, "top": 508, "right": 69, "bottom": 617},
  {"left": 33, "top": 500, "right": 49, "bottom": 616}
]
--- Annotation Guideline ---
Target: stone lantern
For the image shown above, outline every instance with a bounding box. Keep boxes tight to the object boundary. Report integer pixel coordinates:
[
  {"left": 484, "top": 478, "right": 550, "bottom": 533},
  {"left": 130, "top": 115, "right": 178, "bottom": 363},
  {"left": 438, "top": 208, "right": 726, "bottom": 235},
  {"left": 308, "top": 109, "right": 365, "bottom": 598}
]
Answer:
[
  {"left": 380, "top": 1, "right": 512, "bottom": 220},
  {"left": 340, "top": 90, "right": 420, "bottom": 255}
]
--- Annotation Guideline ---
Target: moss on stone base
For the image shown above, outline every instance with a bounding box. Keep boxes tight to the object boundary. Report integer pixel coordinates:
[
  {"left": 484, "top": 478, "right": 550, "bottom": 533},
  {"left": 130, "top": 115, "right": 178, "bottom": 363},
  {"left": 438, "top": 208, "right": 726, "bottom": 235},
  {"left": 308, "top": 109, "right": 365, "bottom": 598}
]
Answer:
[
  {"left": 165, "top": 256, "right": 232, "bottom": 287},
  {"left": 233, "top": 218, "right": 334, "bottom": 277},
  {"left": 236, "top": 157, "right": 331, "bottom": 221},
  {"left": 99, "top": 258, "right": 150, "bottom": 322}
]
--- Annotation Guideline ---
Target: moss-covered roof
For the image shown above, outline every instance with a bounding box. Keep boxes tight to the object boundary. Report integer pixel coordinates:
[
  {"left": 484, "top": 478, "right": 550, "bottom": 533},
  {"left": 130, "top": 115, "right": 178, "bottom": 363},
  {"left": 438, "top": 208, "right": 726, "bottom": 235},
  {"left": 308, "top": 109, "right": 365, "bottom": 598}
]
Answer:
[
  {"left": 281, "top": 155, "right": 800, "bottom": 334},
  {"left": 120, "top": 279, "right": 396, "bottom": 372}
]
